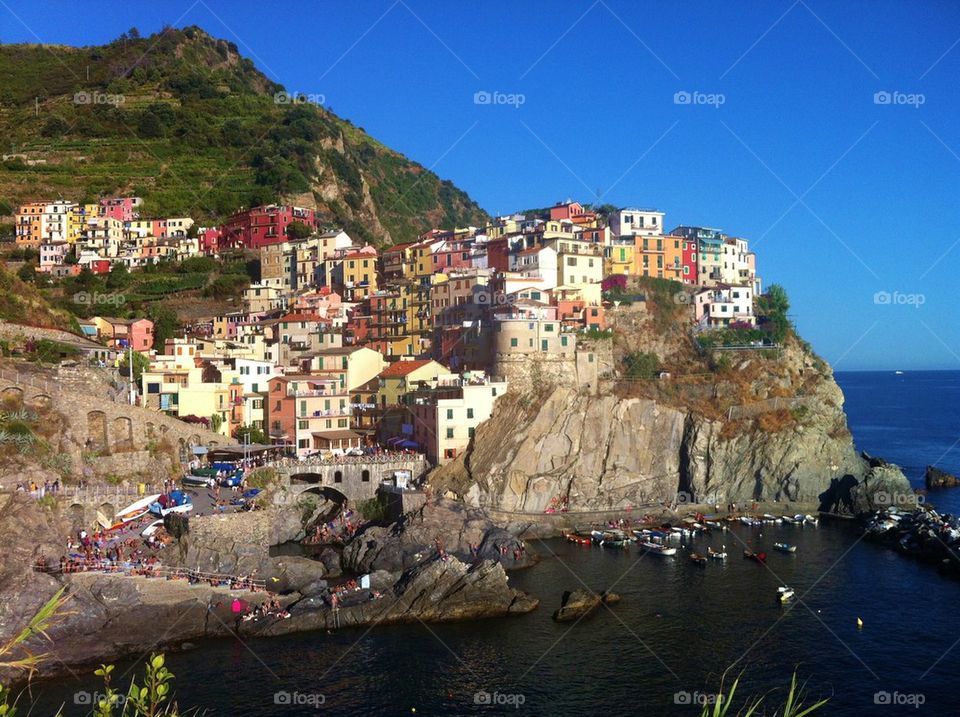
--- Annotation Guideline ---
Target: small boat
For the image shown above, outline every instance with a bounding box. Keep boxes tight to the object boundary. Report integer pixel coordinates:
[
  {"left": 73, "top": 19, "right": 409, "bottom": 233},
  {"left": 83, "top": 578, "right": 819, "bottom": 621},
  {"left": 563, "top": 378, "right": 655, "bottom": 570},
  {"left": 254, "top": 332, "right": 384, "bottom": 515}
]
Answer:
[
  {"left": 115, "top": 494, "right": 162, "bottom": 524},
  {"left": 707, "top": 547, "right": 727, "bottom": 560},
  {"left": 762, "top": 514, "right": 783, "bottom": 524},
  {"left": 564, "top": 532, "right": 591, "bottom": 545},
  {"left": 141, "top": 519, "right": 165, "bottom": 538},
  {"left": 777, "top": 586, "right": 795, "bottom": 602},
  {"left": 804, "top": 514, "right": 819, "bottom": 526},
  {"left": 704, "top": 520, "right": 727, "bottom": 532},
  {"left": 773, "top": 542, "right": 797, "bottom": 553},
  {"left": 689, "top": 553, "right": 707, "bottom": 566},
  {"left": 743, "top": 550, "right": 767, "bottom": 563},
  {"left": 740, "top": 516, "right": 761, "bottom": 526},
  {"left": 601, "top": 538, "right": 630, "bottom": 549},
  {"left": 182, "top": 474, "right": 215, "bottom": 488},
  {"left": 641, "top": 542, "right": 677, "bottom": 556}
]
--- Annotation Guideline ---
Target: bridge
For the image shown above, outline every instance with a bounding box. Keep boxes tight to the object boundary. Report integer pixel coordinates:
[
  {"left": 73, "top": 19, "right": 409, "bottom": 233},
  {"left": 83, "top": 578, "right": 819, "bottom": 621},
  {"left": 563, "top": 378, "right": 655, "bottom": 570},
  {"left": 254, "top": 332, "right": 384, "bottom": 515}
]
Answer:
[{"left": 272, "top": 454, "right": 429, "bottom": 504}]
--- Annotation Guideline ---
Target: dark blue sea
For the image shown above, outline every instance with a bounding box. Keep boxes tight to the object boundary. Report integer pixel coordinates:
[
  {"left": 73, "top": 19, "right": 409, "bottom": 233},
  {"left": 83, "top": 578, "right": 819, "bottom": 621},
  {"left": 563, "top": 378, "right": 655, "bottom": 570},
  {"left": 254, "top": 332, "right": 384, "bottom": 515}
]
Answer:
[{"left": 31, "top": 371, "right": 960, "bottom": 716}]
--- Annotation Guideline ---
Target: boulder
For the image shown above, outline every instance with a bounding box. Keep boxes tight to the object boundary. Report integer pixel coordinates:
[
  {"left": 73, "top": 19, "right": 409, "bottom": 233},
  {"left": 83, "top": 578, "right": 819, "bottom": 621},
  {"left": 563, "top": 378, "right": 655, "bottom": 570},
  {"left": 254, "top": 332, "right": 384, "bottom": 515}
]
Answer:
[
  {"left": 263, "top": 555, "right": 325, "bottom": 594},
  {"left": 552, "top": 589, "right": 621, "bottom": 622},
  {"left": 925, "top": 466, "right": 960, "bottom": 489}
]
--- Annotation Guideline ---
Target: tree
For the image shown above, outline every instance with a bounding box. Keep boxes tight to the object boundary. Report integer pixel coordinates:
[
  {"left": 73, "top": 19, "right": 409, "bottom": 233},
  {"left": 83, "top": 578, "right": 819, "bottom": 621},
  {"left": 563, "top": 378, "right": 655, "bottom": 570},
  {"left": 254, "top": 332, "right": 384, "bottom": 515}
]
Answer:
[
  {"left": 624, "top": 351, "right": 660, "bottom": 379},
  {"left": 757, "top": 284, "right": 791, "bottom": 344},
  {"left": 146, "top": 303, "right": 179, "bottom": 351},
  {"left": 119, "top": 350, "right": 150, "bottom": 381},
  {"left": 285, "top": 220, "right": 313, "bottom": 239},
  {"left": 235, "top": 424, "right": 267, "bottom": 445},
  {"left": 209, "top": 413, "right": 223, "bottom": 433},
  {"left": 106, "top": 263, "right": 131, "bottom": 290},
  {"left": 40, "top": 116, "right": 69, "bottom": 138}
]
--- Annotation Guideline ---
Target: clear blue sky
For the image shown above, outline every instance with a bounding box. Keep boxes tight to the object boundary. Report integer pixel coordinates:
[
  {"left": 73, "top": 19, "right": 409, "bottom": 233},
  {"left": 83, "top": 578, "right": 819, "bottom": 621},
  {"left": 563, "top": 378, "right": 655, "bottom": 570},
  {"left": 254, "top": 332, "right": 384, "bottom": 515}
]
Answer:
[{"left": 3, "top": 1, "right": 959, "bottom": 370}]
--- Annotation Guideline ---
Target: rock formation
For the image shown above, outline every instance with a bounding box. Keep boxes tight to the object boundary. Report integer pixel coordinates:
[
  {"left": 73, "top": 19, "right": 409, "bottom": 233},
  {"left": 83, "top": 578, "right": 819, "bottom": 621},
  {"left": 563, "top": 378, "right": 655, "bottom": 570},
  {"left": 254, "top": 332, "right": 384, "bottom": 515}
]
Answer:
[
  {"left": 925, "top": 465, "right": 960, "bottom": 489},
  {"left": 431, "top": 340, "right": 911, "bottom": 514}
]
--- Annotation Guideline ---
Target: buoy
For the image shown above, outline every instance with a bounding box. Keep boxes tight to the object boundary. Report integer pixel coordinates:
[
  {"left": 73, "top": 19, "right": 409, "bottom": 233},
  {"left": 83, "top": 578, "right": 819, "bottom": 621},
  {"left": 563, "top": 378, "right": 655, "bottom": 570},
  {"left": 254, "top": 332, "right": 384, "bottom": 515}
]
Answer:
[{"left": 857, "top": 617, "right": 863, "bottom": 628}]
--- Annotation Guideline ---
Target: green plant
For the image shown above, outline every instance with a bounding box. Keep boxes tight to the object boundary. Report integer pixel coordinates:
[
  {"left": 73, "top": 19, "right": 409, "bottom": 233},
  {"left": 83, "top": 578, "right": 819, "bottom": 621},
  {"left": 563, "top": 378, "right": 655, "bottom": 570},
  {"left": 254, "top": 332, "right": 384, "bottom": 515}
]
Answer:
[
  {"left": 624, "top": 351, "right": 659, "bottom": 379},
  {"left": 93, "top": 654, "right": 182, "bottom": 717},
  {"left": 356, "top": 496, "right": 389, "bottom": 523},
  {"left": 698, "top": 670, "right": 828, "bottom": 717}
]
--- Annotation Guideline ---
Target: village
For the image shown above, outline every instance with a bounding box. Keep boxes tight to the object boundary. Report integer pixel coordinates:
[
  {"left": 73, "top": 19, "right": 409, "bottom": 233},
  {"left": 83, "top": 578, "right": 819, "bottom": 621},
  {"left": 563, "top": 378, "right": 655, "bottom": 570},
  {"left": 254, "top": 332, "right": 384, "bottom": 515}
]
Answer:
[{"left": 12, "top": 197, "right": 765, "bottom": 466}]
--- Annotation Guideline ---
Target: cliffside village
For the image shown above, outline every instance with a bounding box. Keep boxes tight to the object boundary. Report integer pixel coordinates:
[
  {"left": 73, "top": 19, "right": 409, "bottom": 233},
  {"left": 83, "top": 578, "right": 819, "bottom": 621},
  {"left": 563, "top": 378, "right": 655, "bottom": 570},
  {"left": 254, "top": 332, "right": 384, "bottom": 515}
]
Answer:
[{"left": 15, "top": 198, "right": 763, "bottom": 467}]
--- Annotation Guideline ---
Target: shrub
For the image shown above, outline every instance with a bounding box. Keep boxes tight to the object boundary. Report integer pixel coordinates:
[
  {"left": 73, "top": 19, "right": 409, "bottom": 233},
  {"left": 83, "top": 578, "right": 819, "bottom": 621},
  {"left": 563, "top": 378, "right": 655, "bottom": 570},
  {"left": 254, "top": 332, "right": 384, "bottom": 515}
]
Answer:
[{"left": 624, "top": 351, "right": 659, "bottom": 379}]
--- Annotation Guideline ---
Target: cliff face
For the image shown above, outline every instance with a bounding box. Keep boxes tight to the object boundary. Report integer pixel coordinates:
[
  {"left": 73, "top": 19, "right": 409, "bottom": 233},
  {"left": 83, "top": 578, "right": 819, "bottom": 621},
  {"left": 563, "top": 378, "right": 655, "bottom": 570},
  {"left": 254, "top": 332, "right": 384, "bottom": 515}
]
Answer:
[{"left": 433, "top": 341, "right": 910, "bottom": 513}]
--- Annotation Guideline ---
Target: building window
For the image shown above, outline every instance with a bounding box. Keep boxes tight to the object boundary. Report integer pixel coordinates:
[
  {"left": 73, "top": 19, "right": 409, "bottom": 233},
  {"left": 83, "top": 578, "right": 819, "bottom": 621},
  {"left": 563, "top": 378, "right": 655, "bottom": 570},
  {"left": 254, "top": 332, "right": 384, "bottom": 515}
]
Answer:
[
  {"left": 361, "top": 469, "right": 370, "bottom": 482},
  {"left": 510, "top": 337, "right": 518, "bottom": 347},
  {"left": 446, "top": 428, "right": 454, "bottom": 439},
  {"left": 334, "top": 471, "right": 342, "bottom": 483},
  {"left": 467, "top": 408, "right": 474, "bottom": 419},
  {"left": 468, "top": 427, "right": 475, "bottom": 438},
  {"left": 446, "top": 409, "right": 453, "bottom": 419}
]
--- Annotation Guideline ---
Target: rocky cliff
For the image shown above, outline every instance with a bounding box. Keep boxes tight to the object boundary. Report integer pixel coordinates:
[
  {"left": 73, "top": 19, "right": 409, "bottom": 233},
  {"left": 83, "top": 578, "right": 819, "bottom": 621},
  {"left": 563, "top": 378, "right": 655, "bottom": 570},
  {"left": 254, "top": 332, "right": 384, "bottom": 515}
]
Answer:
[{"left": 432, "top": 337, "right": 911, "bottom": 514}]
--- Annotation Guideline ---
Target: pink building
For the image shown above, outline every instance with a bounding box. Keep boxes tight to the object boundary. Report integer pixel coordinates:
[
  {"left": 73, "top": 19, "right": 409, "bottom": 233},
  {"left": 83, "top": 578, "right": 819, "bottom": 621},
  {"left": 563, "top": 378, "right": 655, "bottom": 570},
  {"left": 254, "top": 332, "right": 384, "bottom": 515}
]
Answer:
[
  {"left": 107, "top": 318, "right": 155, "bottom": 352},
  {"left": 38, "top": 242, "right": 69, "bottom": 273},
  {"left": 100, "top": 197, "right": 141, "bottom": 223}
]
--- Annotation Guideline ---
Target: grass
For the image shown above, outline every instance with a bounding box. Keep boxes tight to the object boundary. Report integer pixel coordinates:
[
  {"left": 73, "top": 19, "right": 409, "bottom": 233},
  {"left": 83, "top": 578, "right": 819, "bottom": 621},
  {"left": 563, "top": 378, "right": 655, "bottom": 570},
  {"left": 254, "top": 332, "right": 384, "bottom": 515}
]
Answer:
[{"left": 699, "top": 670, "right": 828, "bottom": 716}]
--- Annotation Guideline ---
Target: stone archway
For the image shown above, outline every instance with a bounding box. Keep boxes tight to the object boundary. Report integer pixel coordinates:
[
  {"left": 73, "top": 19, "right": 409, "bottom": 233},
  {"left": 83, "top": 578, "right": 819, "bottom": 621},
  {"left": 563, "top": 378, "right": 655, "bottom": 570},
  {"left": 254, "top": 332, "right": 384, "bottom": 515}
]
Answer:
[
  {"left": 69, "top": 503, "right": 85, "bottom": 525},
  {"left": 87, "top": 411, "right": 108, "bottom": 451},
  {"left": 111, "top": 416, "right": 133, "bottom": 451},
  {"left": 27, "top": 393, "right": 52, "bottom": 411},
  {"left": 0, "top": 386, "right": 23, "bottom": 408}
]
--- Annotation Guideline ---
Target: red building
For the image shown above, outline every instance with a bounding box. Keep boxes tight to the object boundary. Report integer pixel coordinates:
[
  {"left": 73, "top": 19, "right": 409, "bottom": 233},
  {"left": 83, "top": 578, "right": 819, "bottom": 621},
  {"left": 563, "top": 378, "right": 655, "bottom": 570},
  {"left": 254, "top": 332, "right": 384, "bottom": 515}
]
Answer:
[
  {"left": 681, "top": 238, "right": 699, "bottom": 285},
  {"left": 100, "top": 197, "right": 141, "bottom": 223},
  {"left": 485, "top": 237, "right": 510, "bottom": 272},
  {"left": 89, "top": 259, "right": 112, "bottom": 274},
  {"left": 200, "top": 227, "right": 222, "bottom": 255},
  {"left": 431, "top": 236, "right": 474, "bottom": 273},
  {"left": 220, "top": 205, "right": 318, "bottom": 250}
]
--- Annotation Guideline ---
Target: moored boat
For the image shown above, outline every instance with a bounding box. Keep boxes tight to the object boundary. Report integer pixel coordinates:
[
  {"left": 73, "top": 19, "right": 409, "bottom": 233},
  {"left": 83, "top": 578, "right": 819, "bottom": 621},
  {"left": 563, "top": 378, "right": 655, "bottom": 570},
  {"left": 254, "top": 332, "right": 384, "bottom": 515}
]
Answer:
[
  {"left": 689, "top": 553, "right": 707, "bottom": 566},
  {"left": 707, "top": 547, "right": 727, "bottom": 560},
  {"left": 777, "top": 586, "right": 795, "bottom": 602},
  {"left": 773, "top": 542, "right": 797, "bottom": 553},
  {"left": 641, "top": 541, "right": 677, "bottom": 556},
  {"left": 804, "top": 514, "right": 819, "bottom": 526},
  {"left": 743, "top": 549, "right": 767, "bottom": 563}
]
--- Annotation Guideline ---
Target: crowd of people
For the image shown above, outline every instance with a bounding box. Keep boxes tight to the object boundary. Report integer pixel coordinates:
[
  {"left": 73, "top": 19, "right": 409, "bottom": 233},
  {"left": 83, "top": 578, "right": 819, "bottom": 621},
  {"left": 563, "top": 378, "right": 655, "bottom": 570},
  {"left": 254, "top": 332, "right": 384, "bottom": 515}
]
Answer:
[{"left": 17, "top": 479, "right": 61, "bottom": 498}]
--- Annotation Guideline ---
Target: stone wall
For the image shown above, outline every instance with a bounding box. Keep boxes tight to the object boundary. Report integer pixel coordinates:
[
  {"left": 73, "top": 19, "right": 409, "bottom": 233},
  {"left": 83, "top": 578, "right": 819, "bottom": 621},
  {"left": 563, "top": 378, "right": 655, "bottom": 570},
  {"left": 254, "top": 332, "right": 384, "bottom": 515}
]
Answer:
[
  {"left": 493, "top": 339, "right": 614, "bottom": 396},
  {"left": 276, "top": 455, "right": 429, "bottom": 503}
]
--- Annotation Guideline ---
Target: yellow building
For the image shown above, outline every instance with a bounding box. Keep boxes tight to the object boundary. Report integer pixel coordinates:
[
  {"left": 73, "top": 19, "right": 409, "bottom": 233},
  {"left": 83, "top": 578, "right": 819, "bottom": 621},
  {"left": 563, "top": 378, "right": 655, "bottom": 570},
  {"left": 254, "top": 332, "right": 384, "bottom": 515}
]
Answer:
[
  {"left": 376, "top": 359, "right": 449, "bottom": 407},
  {"left": 604, "top": 243, "right": 635, "bottom": 276}
]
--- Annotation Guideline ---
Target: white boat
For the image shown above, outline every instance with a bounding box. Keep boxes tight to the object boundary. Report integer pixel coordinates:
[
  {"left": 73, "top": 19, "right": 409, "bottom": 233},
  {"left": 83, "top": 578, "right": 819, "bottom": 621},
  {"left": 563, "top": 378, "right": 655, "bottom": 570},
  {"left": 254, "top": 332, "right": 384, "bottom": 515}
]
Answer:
[
  {"left": 141, "top": 519, "right": 165, "bottom": 537},
  {"left": 641, "top": 541, "right": 677, "bottom": 556},
  {"left": 804, "top": 514, "right": 819, "bottom": 526},
  {"left": 160, "top": 503, "right": 193, "bottom": 517},
  {"left": 778, "top": 586, "right": 795, "bottom": 602},
  {"left": 707, "top": 547, "right": 727, "bottom": 560},
  {"left": 115, "top": 494, "right": 162, "bottom": 524}
]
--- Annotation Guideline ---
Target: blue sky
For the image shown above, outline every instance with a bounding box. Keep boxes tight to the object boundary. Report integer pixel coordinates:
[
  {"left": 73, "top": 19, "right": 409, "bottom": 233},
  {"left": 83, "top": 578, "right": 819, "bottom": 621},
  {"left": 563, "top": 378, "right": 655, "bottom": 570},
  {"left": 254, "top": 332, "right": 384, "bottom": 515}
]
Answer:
[{"left": 3, "top": 1, "right": 960, "bottom": 370}]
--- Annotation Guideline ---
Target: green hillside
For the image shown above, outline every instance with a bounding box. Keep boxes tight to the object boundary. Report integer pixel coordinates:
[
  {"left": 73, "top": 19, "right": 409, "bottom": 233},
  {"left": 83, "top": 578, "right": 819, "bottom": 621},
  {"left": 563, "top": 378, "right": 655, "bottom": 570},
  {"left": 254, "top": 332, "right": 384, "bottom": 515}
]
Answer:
[{"left": 0, "top": 26, "right": 488, "bottom": 244}]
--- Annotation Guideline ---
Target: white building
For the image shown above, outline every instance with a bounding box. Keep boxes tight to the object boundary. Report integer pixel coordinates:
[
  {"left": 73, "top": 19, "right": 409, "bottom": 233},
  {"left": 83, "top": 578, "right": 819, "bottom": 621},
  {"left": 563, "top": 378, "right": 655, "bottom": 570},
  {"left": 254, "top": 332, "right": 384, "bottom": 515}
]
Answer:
[{"left": 609, "top": 208, "right": 665, "bottom": 239}]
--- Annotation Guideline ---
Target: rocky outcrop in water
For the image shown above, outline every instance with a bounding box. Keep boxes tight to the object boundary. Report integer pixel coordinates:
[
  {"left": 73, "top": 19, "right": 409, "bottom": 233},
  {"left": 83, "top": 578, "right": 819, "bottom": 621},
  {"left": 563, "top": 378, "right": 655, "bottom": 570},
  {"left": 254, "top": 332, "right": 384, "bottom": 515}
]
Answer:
[
  {"left": 342, "top": 498, "right": 535, "bottom": 574},
  {"left": 431, "top": 342, "right": 910, "bottom": 514},
  {"left": 864, "top": 506, "right": 960, "bottom": 577},
  {"left": 552, "top": 589, "right": 621, "bottom": 622},
  {"left": 925, "top": 466, "right": 960, "bottom": 489}
]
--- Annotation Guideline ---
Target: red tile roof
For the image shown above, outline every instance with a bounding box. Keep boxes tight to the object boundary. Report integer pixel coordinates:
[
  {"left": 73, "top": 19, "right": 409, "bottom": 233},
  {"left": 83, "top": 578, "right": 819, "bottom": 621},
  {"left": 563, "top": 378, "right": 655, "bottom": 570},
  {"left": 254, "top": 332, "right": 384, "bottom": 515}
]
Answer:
[{"left": 379, "top": 360, "right": 437, "bottom": 378}]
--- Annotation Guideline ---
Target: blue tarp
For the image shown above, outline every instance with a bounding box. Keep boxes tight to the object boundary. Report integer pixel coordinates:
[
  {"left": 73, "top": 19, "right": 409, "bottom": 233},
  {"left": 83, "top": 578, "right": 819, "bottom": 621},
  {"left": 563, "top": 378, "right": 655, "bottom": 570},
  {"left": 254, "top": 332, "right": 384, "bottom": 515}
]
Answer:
[{"left": 242, "top": 488, "right": 262, "bottom": 499}]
